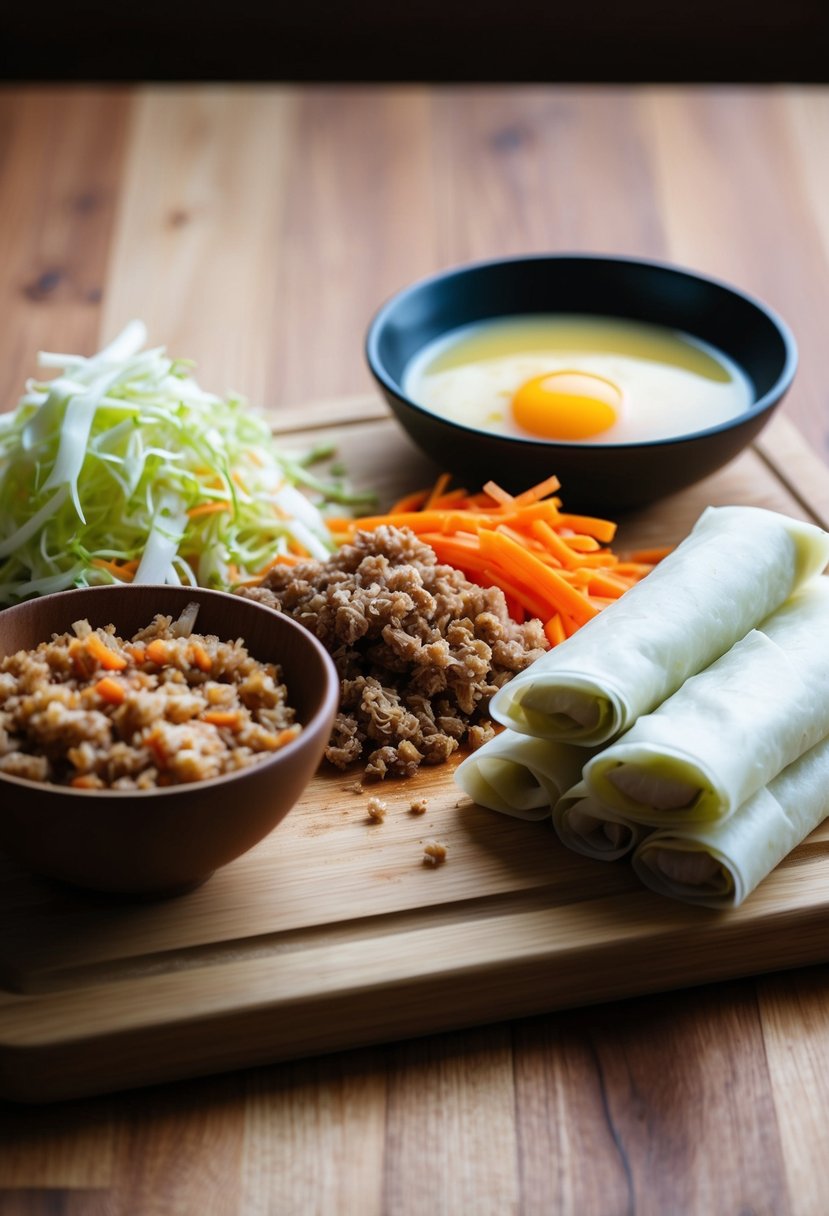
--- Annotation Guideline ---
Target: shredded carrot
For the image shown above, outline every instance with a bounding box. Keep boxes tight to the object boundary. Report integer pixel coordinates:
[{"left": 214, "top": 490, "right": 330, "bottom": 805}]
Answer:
[
  {"left": 555, "top": 514, "right": 617, "bottom": 543},
  {"left": 389, "top": 488, "right": 430, "bottom": 513},
  {"left": 544, "top": 615, "right": 566, "bottom": 647},
  {"left": 628, "top": 545, "right": 675, "bottom": 564},
  {"left": 189, "top": 642, "right": 213, "bottom": 673},
  {"left": 273, "top": 726, "right": 301, "bottom": 748},
  {"left": 187, "top": 500, "right": 231, "bottom": 519},
  {"left": 513, "top": 475, "right": 561, "bottom": 506},
  {"left": 146, "top": 639, "right": 170, "bottom": 666},
  {"left": 71, "top": 774, "right": 104, "bottom": 790},
  {"left": 146, "top": 728, "right": 168, "bottom": 767},
  {"left": 91, "top": 557, "right": 139, "bottom": 582},
  {"left": 482, "top": 480, "right": 516, "bottom": 508},
  {"left": 314, "top": 473, "right": 669, "bottom": 648},
  {"left": 85, "top": 633, "right": 128, "bottom": 671},
  {"left": 202, "top": 710, "right": 241, "bottom": 729},
  {"left": 424, "top": 472, "right": 453, "bottom": 508},
  {"left": 586, "top": 571, "right": 634, "bottom": 599},
  {"left": 95, "top": 676, "right": 126, "bottom": 704}
]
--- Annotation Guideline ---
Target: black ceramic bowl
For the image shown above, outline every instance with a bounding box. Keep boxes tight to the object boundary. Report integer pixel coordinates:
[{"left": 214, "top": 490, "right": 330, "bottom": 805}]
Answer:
[{"left": 365, "top": 254, "right": 797, "bottom": 510}]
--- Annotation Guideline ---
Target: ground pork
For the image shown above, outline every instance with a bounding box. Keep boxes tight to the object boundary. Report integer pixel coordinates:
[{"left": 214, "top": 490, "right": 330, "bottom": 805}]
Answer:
[{"left": 240, "top": 526, "right": 547, "bottom": 779}]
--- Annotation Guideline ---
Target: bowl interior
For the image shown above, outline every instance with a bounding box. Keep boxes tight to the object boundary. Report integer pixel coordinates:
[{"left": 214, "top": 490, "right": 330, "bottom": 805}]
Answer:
[
  {"left": 0, "top": 584, "right": 332, "bottom": 731},
  {"left": 368, "top": 255, "right": 796, "bottom": 438},
  {"left": 0, "top": 585, "right": 339, "bottom": 895}
]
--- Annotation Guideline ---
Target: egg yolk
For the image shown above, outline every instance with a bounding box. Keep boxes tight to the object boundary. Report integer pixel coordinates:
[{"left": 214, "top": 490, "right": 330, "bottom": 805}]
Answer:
[{"left": 511, "top": 370, "right": 622, "bottom": 440}]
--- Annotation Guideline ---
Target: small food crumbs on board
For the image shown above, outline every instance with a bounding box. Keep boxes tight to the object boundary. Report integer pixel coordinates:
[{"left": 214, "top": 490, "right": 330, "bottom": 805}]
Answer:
[
  {"left": 423, "top": 840, "right": 448, "bottom": 866},
  {"left": 366, "top": 796, "right": 387, "bottom": 823},
  {"left": 410, "top": 798, "right": 428, "bottom": 815},
  {"left": 349, "top": 781, "right": 364, "bottom": 794}
]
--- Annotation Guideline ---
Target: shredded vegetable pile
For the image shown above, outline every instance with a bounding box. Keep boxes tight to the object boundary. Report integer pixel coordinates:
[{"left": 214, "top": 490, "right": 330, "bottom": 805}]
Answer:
[
  {"left": 328, "top": 473, "right": 671, "bottom": 646},
  {"left": 0, "top": 322, "right": 368, "bottom": 605}
]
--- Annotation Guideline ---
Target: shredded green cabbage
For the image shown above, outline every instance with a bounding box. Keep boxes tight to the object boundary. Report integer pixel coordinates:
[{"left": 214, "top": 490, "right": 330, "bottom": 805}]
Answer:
[{"left": 0, "top": 321, "right": 369, "bottom": 604}]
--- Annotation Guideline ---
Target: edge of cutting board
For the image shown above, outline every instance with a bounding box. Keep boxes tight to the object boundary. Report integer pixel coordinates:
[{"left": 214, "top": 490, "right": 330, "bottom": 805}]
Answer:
[{"left": 2, "top": 402, "right": 829, "bottom": 1103}]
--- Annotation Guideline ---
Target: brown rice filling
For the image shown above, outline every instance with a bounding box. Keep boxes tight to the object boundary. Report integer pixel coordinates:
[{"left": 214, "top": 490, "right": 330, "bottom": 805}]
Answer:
[{"left": 0, "top": 608, "right": 300, "bottom": 789}]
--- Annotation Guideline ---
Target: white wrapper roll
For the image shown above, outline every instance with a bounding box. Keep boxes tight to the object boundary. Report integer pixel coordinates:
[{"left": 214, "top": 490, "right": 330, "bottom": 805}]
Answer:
[
  {"left": 553, "top": 782, "right": 649, "bottom": 861},
  {"left": 489, "top": 506, "right": 829, "bottom": 746},
  {"left": 454, "top": 730, "right": 588, "bottom": 820},
  {"left": 632, "top": 736, "right": 829, "bottom": 908},
  {"left": 585, "top": 579, "right": 829, "bottom": 826}
]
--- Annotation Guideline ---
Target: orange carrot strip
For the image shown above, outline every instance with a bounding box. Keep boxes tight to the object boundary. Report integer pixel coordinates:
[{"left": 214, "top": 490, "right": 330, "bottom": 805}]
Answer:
[
  {"left": 482, "top": 480, "right": 516, "bottom": 508},
  {"left": 628, "top": 545, "right": 674, "bottom": 564},
  {"left": 85, "top": 633, "right": 128, "bottom": 671},
  {"left": 555, "top": 514, "right": 617, "bottom": 543},
  {"left": 90, "top": 558, "right": 136, "bottom": 583},
  {"left": 587, "top": 571, "right": 632, "bottom": 598},
  {"left": 544, "top": 615, "right": 566, "bottom": 647},
  {"left": 480, "top": 565, "right": 554, "bottom": 623},
  {"left": 530, "top": 519, "right": 584, "bottom": 570},
  {"left": 431, "top": 489, "right": 470, "bottom": 509},
  {"left": 559, "top": 610, "right": 580, "bottom": 638},
  {"left": 71, "top": 774, "right": 104, "bottom": 790},
  {"left": 424, "top": 472, "right": 452, "bottom": 509},
  {"left": 504, "top": 595, "right": 526, "bottom": 624},
  {"left": 146, "top": 729, "right": 169, "bottom": 767},
  {"left": 423, "top": 537, "right": 498, "bottom": 580},
  {"left": 479, "top": 530, "right": 600, "bottom": 625},
  {"left": 273, "top": 726, "right": 301, "bottom": 747},
  {"left": 187, "top": 500, "right": 231, "bottom": 519},
  {"left": 255, "top": 553, "right": 302, "bottom": 576},
  {"left": 202, "top": 710, "right": 242, "bottom": 728},
  {"left": 95, "top": 676, "right": 126, "bottom": 704},
  {"left": 513, "top": 475, "right": 561, "bottom": 506},
  {"left": 558, "top": 533, "right": 601, "bottom": 552},
  {"left": 389, "top": 488, "right": 431, "bottom": 513},
  {"left": 190, "top": 642, "right": 213, "bottom": 673},
  {"left": 145, "top": 639, "right": 171, "bottom": 666},
  {"left": 614, "top": 561, "right": 657, "bottom": 579}
]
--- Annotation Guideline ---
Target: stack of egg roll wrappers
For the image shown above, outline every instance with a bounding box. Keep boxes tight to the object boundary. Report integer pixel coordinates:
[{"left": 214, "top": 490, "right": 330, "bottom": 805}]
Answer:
[{"left": 456, "top": 505, "right": 829, "bottom": 907}]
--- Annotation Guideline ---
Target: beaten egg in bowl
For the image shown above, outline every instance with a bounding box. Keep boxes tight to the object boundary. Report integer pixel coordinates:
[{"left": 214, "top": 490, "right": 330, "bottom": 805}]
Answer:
[{"left": 402, "top": 314, "right": 754, "bottom": 445}]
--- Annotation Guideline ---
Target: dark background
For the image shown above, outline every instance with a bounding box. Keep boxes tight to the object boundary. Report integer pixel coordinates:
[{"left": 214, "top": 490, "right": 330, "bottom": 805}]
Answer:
[{"left": 2, "top": 0, "right": 827, "bottom": 82}]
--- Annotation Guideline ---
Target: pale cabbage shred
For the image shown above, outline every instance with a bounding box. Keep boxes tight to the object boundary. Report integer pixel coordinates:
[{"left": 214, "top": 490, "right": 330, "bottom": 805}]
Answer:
[{"left": 0, "top": 321, "right": 357, "bottom": 604}]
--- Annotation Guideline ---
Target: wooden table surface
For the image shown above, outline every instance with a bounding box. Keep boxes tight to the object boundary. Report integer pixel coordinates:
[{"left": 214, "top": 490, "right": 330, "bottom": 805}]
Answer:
[{"left": 2, "top": 84, "right": 829, "bottom": 1215}]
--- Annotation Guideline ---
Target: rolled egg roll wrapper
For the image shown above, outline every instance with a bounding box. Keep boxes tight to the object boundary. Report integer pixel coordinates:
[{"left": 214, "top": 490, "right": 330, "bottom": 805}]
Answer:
[
  {"left": 553, "top": 782, "right": 650, "bottom": 861},
  {"left": 454, "top": 730, "right": 588, "bottom": 820},
  {"left": 632, "top": 735, "right": 829, "bottom": 908},
  {"left": 585, "top": 579, "right": 829, "bottom": 826},
  {"left": 489, "top": 506, "right": 829, "bottom": 746}
]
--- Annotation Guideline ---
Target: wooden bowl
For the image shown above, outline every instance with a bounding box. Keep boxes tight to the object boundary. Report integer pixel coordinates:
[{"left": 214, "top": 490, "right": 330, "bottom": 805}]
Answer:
[
  {"left": 0, "top": 585, "right": 339, "bottom": 896},
  {"left": 365, "top": 253, "right": 797, "bottom": 510}
]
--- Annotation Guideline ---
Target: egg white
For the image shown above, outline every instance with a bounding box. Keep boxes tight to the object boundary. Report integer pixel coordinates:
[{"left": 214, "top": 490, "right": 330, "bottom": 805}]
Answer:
[{"left": 403, "top": 323, "right": 754, "bottom": 446}]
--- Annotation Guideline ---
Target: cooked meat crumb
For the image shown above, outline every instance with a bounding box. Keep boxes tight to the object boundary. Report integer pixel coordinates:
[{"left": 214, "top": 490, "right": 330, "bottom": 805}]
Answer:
[
  {"left": 423, "top": 839, "right": 448, "bottom": 866},
  {"left": 366, "top": 795, "right": 387, "bottom": 822},
  {"left": 410, "top": 797, "right": 428, "bottom": 815},
  {"left": 240, "top": 527, "right": 547, "bottom": 779},
  {"left": 0, "top": 613, "right": 299, "bottom": 789}
]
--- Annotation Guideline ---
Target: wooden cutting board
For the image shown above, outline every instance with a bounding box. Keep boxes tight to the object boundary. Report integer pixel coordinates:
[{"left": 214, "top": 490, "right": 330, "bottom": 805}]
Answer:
[{"left": 3, "top": 399, "right": 829, "bottom": 1104}]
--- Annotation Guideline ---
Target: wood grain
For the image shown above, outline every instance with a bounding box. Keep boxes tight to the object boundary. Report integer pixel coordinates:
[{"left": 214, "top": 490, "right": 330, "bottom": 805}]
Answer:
[
  {"left": 3, "top": 405, "right": 829, "bottom": 1109},
  {"left": 0, "top": 88, "right": 130, "bottom": 412},
  {"left": 3, "top": 83, "right": 829, "bottom": 1215}
]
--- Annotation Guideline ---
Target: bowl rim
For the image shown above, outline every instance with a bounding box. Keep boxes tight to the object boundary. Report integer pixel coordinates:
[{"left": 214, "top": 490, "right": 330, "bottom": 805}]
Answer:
[
  {"left": 364, "top": 251, "right": 798, "bottom": 451},
  {"left": 0, "top": 583, "right": 340, "bottom": 800}
]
